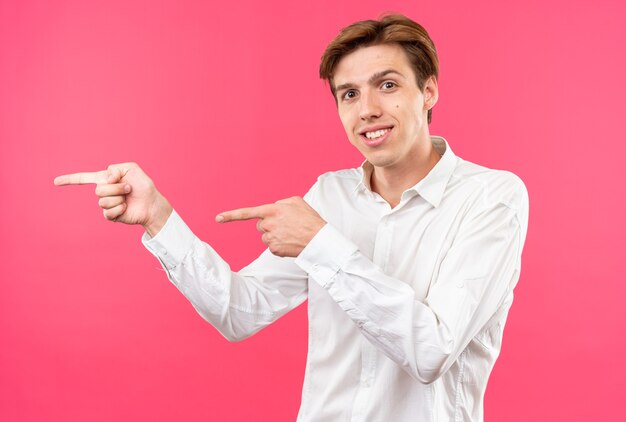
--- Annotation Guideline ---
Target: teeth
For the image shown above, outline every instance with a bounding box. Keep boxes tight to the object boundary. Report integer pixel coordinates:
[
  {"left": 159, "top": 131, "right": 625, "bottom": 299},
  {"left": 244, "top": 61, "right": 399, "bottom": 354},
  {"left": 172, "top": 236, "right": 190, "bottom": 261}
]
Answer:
[{"left": 365, "top": 129, "right": 390, "bottom": 139}]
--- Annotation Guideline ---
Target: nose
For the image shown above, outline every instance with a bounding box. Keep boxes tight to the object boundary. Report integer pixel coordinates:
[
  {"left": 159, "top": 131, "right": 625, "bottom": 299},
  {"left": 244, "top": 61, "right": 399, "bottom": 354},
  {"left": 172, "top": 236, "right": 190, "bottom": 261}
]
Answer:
[{"left": 358, "top": 91, "right": 382, "bottom": 120}]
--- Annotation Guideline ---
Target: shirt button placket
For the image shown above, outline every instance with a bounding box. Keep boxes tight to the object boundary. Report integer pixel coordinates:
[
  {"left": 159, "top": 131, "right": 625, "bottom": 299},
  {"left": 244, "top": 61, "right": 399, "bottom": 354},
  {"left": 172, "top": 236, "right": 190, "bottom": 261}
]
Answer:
[
  {"left": 350, "top": 215, "right": 392, "bottom": 421},
  {"left": 372, "top": 215, "right": 391, "bottom": 271},
  {"left": 351, "top": 342, "right": 376, "bottom": 422}
]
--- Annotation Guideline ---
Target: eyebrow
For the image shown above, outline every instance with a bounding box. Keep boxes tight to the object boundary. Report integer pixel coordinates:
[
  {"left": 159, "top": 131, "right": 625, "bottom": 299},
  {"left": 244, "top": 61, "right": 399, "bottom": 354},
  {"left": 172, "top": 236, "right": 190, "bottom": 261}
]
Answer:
[{"left": 334, "top": 69, "right": 406, "bottom": 93}]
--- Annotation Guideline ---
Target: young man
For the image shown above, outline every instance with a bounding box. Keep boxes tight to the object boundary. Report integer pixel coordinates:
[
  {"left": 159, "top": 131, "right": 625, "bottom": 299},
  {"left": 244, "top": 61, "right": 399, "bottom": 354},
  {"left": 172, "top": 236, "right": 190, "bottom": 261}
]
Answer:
[{"left": 55, "top": 15, "right": 528, "bottom": 421}]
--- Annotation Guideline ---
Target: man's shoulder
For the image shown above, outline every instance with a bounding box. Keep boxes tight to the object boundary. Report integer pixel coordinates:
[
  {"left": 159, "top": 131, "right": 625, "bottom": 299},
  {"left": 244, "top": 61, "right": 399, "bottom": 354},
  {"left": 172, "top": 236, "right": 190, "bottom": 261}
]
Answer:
[
  {"left": 314, "top": 167, "right": 364, "bottom": 189},
  {"left": 303, "top": 167, "right": 363, "bottom": 205},
  {"left": 451, "top": 158, "right": 528, "bottom": 211}
]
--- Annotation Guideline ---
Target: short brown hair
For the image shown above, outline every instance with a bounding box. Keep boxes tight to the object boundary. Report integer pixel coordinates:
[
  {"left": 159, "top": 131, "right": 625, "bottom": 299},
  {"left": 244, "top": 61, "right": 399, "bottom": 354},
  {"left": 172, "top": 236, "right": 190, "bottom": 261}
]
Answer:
[{"left": 320, "top": 14, "right": 439, "bottom": 123}]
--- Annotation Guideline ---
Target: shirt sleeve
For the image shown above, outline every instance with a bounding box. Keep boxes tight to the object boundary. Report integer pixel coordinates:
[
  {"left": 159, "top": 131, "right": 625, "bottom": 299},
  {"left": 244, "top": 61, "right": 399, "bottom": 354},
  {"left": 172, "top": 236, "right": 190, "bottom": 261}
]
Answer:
[
  {"left": 142, "top": 210, "right": 308, "bottom": 341},
  {"left": 295, "top": 186, "right": 528, "bottom": 384}
]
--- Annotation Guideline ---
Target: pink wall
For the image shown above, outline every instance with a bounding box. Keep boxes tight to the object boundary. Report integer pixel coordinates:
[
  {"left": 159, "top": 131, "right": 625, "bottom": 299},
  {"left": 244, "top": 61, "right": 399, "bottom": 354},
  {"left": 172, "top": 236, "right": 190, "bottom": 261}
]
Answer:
[{"left": 1, "top": 0, "right": 624, "bottom": 420}]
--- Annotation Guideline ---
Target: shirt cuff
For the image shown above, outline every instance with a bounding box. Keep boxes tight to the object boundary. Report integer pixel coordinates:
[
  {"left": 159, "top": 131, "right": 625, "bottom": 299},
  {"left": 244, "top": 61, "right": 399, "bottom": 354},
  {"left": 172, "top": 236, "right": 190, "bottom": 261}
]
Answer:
[
  {"left": 141, "top": 209, "right": 195, "bottom": 271},
  {"left": 295, "top": 223, "right": 359, "bottom": 288}
]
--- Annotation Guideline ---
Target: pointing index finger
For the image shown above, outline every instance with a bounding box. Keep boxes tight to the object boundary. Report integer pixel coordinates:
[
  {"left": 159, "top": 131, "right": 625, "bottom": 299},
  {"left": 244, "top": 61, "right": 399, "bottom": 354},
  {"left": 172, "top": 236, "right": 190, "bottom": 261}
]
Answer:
[
  {"left": 53, "top": 170, "right": 108, "bottom": 186},
  {"left": 216, "top": 204, "right": 273, "bottom": 223}
]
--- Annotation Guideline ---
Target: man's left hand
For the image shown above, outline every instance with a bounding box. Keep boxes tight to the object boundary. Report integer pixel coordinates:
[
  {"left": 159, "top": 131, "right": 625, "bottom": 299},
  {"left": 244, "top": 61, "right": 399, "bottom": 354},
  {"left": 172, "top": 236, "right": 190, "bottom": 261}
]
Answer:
[{"left": 216, "top": 196, "right": 326, "bottom": 257}]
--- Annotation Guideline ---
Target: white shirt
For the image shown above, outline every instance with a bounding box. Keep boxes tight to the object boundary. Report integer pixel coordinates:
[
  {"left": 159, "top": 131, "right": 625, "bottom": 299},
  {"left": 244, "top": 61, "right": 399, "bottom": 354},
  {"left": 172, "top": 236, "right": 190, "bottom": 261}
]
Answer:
[{"left": 143, "top": 137, "right": 529, "bottom": 421}]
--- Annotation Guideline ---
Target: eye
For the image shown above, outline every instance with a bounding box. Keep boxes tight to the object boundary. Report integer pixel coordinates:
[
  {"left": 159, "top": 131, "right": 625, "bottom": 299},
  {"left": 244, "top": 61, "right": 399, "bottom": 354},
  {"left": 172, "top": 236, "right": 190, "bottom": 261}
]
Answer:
[
  {"left": 382, "top": 81, "right": 397, "bottom": 90},
  {"left": 342, "top": 90, "right": 357, "bottom": 101}
]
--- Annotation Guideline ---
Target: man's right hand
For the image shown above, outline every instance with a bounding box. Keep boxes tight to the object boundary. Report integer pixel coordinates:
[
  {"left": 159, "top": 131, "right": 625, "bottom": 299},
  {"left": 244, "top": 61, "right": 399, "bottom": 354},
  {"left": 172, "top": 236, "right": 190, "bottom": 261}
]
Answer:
[{"left": 54, "top": 162, "right": 173, "bottom": 237}]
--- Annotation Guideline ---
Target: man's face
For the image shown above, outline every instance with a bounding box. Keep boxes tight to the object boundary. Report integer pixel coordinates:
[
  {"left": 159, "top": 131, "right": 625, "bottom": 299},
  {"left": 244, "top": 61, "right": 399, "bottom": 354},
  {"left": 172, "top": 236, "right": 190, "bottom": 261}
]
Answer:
[{"left": 333, "top": 43, "right": 437, "bottom": 171}]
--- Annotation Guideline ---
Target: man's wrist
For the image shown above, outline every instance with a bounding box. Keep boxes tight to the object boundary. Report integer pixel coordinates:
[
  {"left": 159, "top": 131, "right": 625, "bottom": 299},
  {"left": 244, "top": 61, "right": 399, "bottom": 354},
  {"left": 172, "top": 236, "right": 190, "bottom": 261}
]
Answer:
[
  {"left": 295, "top": 223, "right": 359, "bottom": 287},
  {"left": 143, "top": 195, "right": 173, "bottom": 238}
]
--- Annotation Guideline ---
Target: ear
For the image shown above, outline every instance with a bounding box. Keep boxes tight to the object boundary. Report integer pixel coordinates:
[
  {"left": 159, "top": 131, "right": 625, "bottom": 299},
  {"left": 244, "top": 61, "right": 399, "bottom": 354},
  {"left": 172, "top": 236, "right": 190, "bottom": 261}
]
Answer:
[{"left": 423, "top": 76, "right": 439, "bottom": 111}]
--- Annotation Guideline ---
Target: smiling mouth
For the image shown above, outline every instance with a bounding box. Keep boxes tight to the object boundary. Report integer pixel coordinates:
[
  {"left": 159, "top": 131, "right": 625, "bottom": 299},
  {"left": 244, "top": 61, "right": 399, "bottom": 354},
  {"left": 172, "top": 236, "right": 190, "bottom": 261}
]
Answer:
[
  {"left": 359, "top": 127, "right": 392, "bottom": 147},
  {"left": 364, "top": 128, "right": 391, "bottom": 140}
]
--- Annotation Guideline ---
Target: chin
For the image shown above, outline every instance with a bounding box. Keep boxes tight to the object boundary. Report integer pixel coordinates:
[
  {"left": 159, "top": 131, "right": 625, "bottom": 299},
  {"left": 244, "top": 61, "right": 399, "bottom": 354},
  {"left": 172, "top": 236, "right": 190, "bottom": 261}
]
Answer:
[{"left": 365, "top": 154, "right": 396, "bottom": 168}]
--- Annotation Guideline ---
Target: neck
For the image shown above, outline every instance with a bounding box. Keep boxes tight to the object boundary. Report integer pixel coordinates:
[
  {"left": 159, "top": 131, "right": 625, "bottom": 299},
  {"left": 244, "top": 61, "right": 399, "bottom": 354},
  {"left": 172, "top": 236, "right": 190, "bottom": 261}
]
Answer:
[{"left": 370, "top": 137, "right": 441, "bottom": 208}]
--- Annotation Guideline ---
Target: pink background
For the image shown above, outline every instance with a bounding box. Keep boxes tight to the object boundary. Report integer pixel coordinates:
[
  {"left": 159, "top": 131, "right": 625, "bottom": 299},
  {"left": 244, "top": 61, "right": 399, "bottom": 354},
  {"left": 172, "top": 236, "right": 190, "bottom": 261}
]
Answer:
[{"left": 1, "top": 0, "right": 624, "bottom": 420}]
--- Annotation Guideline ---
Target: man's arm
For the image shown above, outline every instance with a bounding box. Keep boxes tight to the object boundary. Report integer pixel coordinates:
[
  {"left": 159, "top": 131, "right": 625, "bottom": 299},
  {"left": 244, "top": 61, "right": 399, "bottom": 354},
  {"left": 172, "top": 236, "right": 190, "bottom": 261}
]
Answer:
[{"left": 142, "top": 210, "right": 309, "bottom": 341}]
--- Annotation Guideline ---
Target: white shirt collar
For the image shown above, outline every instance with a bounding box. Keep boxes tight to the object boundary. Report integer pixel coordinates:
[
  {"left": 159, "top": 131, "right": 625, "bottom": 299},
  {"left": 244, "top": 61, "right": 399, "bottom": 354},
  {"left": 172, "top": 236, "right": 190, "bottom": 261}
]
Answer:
[{"left": 355, "top": 136, "right": 457, "bottom": 207}]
